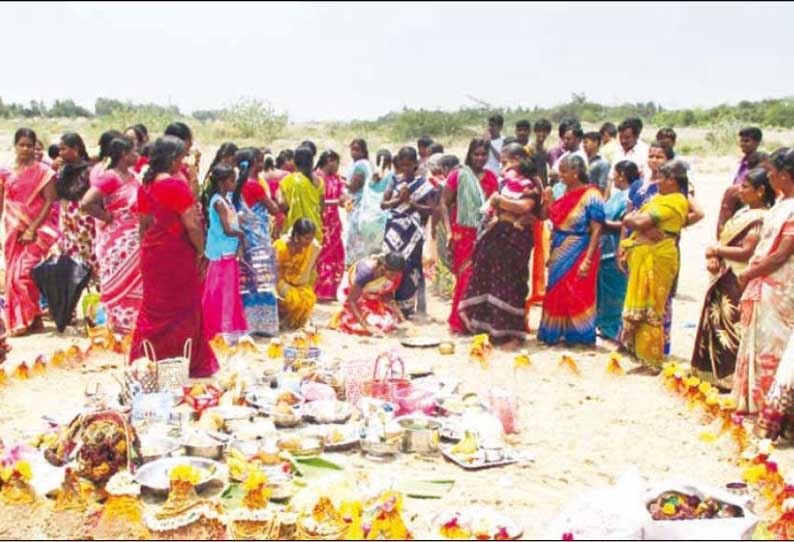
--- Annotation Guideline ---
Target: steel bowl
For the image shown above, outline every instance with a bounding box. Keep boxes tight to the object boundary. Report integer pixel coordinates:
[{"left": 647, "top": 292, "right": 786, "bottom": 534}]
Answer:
[
  {"left": 134, "top": 456, "right": 226, "bottom": 493},
  {"left": 398, "top": 417, "right": 441, "bottom": 455},
  {"left": 360, "top": 433, "right": 402, "bottom": 458},
  {"left": 182, "top": 434, "right": 226, "bottom": 460},
  {"left": 139, "top": 435, "right": 182, "bottom": 463}
]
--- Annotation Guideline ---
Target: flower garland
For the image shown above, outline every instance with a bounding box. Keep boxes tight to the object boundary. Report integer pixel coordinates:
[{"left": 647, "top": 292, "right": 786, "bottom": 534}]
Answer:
[{"left": 660, "top": 361, "right": 793, "bottom": 537}]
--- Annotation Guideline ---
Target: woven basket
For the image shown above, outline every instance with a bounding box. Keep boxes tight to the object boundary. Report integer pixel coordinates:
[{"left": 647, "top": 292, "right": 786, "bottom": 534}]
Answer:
[
  {"left": 142, "top": 340, "right": 191, "bottom": 391},
  {"left": 362, "top": 352, "right": 412, "bottom": 403}
]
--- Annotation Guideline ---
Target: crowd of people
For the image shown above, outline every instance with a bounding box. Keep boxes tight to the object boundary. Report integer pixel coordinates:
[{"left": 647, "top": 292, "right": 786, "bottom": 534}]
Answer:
[{"left": 2, "top": 115, "right": 794, "bottom": 438}]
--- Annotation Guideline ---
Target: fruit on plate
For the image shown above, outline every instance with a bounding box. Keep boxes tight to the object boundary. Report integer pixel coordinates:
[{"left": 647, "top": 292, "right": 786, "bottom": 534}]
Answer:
[
  {"left": 199, "top": 412, "right": 225, "bottom": 432},
  {"left": 450, "top": 431, "right": 478, "bottom": 456},
  {"left": 277, "top": 390, "right": 301, "bottom": 406}
]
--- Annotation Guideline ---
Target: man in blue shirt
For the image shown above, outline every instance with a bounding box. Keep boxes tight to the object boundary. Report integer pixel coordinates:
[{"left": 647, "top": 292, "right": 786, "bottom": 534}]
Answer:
[{"left": 583, "top": 131, "right": 610, "bottom": 195}]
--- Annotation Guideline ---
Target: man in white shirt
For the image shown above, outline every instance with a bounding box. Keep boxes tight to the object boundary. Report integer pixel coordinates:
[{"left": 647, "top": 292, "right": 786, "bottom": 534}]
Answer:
[
  {"left": 484, "top": 114, "right": 505, "bottom": 174},
  {"left": 550, "top": 125, "right": 588, "bottom": 199},
  {"left": 611, "top": 117, "right": 650, "bottom": 180}
]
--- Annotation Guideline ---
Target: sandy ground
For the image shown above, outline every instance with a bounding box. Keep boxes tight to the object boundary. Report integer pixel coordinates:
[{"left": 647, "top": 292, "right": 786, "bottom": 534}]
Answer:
[{"left": 0, "top": 134, "right": 790, "bottom": 538}]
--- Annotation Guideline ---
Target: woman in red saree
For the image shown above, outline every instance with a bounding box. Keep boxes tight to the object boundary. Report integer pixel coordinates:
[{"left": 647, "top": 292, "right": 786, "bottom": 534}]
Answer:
[
  {"left": 80, "top": 137, "right": 143, "bottom": 336},
  {"left": 263, "top": 150, "right": 294, "bottom": 240},
  {"left": 314, "top": 150, "right": 346, "bottom": 300},
  {"left": 0, "top": 128, "right": 59, "bottom": 336},
  {"left": 129, "top": 136, "right": 218, "bottom": 378},
  {"left": 441, "top": 138, "right": 498, "bottom": 333},
  {"left": 330, "top": 253, "right": 406, "bottom": 336},
  {"left": 537, "top": 155, "right": 605, "bottom": 345}
]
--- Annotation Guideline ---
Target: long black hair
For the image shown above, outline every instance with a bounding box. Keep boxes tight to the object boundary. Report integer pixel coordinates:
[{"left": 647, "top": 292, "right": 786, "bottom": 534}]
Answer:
[
  {"left": 14, "top": 128, "right": 37, "bottom": 146},
  {"left": 745, "top": 167, "right": 777, "bottom": 208},
  {"left": 291, "top": 218, "right": 316, "bottom": 239},
  {"left": 207, "top": 164, "right": 235, "bottom": 203},
  {"left": 143, "top": 136, "right": 185, "bottom": 185},
  {"left": 232, "top": 147, "right": 264, "bottom": 209},
  {"left": 464, "top": 137, "right": 489, "bottom": 168},
  {"left": 133, "top": 123, "right": 149, "bottom": 143},
  {"left": 98, "top": 129, "right": 123, "bottom": 161},
  {"left": 300, "top": 140, "right": 317, "bottom": 158},
  {"left": 294, "top": 146, "right": 314, "bottom": 180},
  {"left": 57, "top": 132, "right": 92, "bottom": 201},
  {"left": 316, "top": 149, "right": 340, "bottom": 171},
  {"left": 107, "top": 137, "right": 134, "bottom": 169},
  {"left": 350, "top": 138, "right": 369, "bottom": 159},
  {"left": 276, "top": 149, "right": 294, "bottom": 169},
  {"left": 164, "top": 122, "right": 192, "bottom": 144},
  {"left": 614, "top": 160, "right": 640, "bottom": 183},
  {"left": 61, "top": 132, "right": 90, "bottom": 162},
  {"left": 376, "top": 149, "right": 392, "bottom": 169},
  {"left": 125, "top": 125, "right": 147, "bottom": 148},
  {"left": 204, "top": 142, "right": 239, "bottom": 183}
]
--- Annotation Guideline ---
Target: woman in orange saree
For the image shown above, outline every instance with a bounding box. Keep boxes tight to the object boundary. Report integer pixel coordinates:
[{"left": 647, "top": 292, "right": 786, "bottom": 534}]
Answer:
[{"left": 0, "top": 128, "right": 59, "bottom": 337}]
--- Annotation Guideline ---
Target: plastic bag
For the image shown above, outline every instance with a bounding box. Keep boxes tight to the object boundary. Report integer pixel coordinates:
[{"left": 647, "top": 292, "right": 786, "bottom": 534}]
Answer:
[{"left": 543, "top": 467, "right": 646, "bottom": 540}]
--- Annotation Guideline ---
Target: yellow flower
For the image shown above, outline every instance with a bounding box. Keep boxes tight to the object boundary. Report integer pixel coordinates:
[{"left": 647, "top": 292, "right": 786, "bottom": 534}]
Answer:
[
  {"left": 606, "top": 354, "right": 624, "bottom": 376},
  {"left": 0, "top": 467, "right": 13, "bottom": 483},
  {"left": 514, "top": 353, "right": 531, "bottom": 370},
  {"left": 662, "top": 362, "right": 679, "bottom": 378},
  {"left": 684, "top": 376, "right": 701, "bottom": 389},
  {"left": 698, "top": 382, "right": 712, "bottom": 395},
  {"left": 705, "top": 393, "right": 720, "bottom": 406},
  {"left": 242, "top": 469, "right": 268, "bottom": 492},
  {"left": 169, "top": 464, "right": 201, "bottom": 485},
  {"left": 662, "top": 503, "right": 677, "bottom": 516},
  {"left": 720, "top": 397, "right": 736, "bottom": 410},
  {"left": 559, "top": 355, "right": 581, "bottom": 376},
  {"left": 267, "top": 339, "right": 283, "bottom": 359},
  {"left": 742, "top": 464, "right": 767, "bottom": 485},
  {"left": 15, "top": 461, "right": 32, "bottom": 483},
  {"left": 32, "top": 356, "right": 47, "bottom": 376}
]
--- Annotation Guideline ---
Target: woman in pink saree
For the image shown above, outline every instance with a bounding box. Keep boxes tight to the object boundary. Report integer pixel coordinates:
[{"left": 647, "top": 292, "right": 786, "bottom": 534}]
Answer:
[
  {"left": 0, "top": 128, "right": 59, "bottom": 336},
  {"left": 80, "top": 137, "right": 143, "bottom": 335},
  {"left": 314, "top": 150, "right": 346, "bottom": 300}
]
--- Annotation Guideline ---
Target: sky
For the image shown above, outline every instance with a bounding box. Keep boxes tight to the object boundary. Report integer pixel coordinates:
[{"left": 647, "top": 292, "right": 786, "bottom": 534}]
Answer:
[{"left": 1, "top": 1, "right": 791, "bottom": 122}]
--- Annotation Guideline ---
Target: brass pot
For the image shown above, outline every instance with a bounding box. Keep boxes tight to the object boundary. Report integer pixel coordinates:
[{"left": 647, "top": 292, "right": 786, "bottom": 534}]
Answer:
[{"left": 439, "top": 341, "right": 455, "bottom": 355}]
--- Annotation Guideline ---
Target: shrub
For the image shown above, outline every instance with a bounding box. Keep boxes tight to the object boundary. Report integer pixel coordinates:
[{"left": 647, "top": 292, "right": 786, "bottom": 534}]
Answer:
[{"left": 220, "top": 97, "right": 288, "bottom": 142}]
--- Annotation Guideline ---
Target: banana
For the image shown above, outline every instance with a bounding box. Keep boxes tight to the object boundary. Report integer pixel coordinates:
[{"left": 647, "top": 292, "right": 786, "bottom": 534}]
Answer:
[{"left": 450, "top": 431, "right": 478, "bottom": 456}]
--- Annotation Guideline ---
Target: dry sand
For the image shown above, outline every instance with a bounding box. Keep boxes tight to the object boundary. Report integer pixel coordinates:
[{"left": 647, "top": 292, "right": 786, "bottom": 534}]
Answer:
[{"left": 0, "top": 133, "right": 791, "bottom": 538}]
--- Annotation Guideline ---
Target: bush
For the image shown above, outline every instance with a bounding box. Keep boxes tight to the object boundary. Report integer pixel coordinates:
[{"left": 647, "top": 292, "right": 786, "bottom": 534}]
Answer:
[
  {"left": 48, "top": 99, "right": 92, "bottom": 118},
  {"left": 219, "top": 97, "right": 288, "bottom": 142}
]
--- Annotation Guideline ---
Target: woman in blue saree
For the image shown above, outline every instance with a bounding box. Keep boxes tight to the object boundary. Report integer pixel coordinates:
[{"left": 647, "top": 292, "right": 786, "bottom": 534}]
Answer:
[
  {"left": 234, "top": 149, "right": 280, "bottom": 336},
  {"left": 380, "top": 147, "right": 437, "bottom": 318}
]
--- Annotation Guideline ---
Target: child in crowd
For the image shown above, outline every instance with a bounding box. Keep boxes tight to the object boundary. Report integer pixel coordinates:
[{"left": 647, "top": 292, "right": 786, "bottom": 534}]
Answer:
[
  {"left": 482, "top": 143, "right": 541, "bottom": 232},
  {"left": 202, "top": 165, "right": 249, "bottom": 343}
]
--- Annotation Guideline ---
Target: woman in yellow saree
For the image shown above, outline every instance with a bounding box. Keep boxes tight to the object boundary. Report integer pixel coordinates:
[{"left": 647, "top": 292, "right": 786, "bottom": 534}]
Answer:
[
  {"left": 277, "top": 146, "right": 324, "bottom": 244},
  {"left": 274, "top": 219, "right": 321, "bottom": 329},
  {"left": 619, "top": 162, "right": 690, "bottom": 368}
]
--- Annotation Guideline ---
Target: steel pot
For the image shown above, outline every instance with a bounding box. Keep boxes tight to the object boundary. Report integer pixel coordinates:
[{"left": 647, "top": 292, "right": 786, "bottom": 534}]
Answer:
[{"left": 398, "top": 417, "right": 441, "bottom": 455}]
